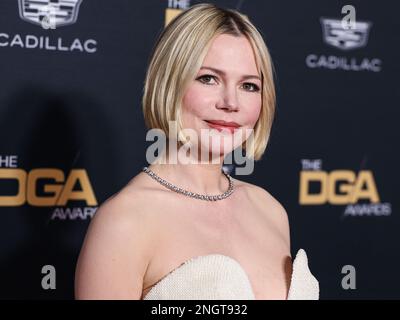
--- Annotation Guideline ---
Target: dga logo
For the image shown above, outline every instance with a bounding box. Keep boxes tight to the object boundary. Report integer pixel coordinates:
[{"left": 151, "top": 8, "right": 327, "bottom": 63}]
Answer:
[
  {"left": 320, "top": 18, "right": 372, "bottom": 51},
  {"left": 0, "top": 168, "right": 97, "bottom": 207},
  {"left": 298, "top": 160, "right": 392, "bottom": 217},
  {"left": 299, "top": 170, "right": 380, "bottom": 205},
  {"left": 0, "top": 167, "right": 98, "bottom": 220},
  {"left": 0, "top": 155, "right": 98, "bottom": 220},
  {"left": 18, "top": 0, "right": 83, "bottom": 28}
]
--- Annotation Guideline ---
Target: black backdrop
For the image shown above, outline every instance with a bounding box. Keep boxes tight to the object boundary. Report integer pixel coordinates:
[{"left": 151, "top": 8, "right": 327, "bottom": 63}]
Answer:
[{"left": 0, "top": 0, "right": 399, "bottom": 299}]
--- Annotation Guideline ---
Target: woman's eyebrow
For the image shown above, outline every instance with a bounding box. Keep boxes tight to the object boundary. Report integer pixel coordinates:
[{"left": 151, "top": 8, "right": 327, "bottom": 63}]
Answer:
[{"left": 200, "top": 66, "right": 261, "bottom": 81}]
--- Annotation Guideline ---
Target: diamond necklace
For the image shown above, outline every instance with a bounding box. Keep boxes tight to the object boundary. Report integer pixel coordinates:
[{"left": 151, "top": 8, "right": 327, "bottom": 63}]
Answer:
[{"left": 142, "top": 166, "right": 234, "bottom": 201}]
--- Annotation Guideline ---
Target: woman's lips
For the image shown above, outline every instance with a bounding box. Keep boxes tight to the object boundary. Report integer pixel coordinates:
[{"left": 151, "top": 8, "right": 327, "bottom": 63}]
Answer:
[{"left": 204, "top": 120, "right": 240, "bottom": 134}]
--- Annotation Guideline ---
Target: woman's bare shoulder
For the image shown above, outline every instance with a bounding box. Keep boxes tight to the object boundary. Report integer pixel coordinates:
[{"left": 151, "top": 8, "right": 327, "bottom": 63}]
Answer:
[
  {"left": 75, "top": 172, "right": 163, "bottom": 299},
  {"left": 232, "top": 177, "right": 286, "bottom": 210},
  {"left": 231, "top": 176, "right": 290, "bottom": 245},
  {"left": 82, "top": 171, "right": 169, "bottom": 260},
  {"left": 96, "top": 171, "right": 178, "bottom": 230},
  {"left": 108, "top": 171, "right": 170, "bottom": 206},
  {"left": 83, "top": 170, "right": 166, "bottom": 248}
]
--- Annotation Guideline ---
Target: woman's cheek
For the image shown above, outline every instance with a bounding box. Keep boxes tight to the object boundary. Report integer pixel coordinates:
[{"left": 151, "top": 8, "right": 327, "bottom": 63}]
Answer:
[
  {"left": 246, "top": 104, "right": 262, "bottom": 127},
  {"left": 183, "top": 87, "right": 205, "bottom": 112}
]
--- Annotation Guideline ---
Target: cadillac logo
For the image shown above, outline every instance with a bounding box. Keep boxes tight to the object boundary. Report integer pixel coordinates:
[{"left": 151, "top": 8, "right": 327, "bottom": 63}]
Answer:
[
  {"left": 18, "top": 0, "right": 83, "bottom": 28},
  {"left": 320, "top": 18, "right": 372, "bottom": 51}
]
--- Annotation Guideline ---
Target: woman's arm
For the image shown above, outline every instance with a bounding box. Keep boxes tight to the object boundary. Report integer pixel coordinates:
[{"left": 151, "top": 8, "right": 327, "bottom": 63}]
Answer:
[{"left": 74, "top": 191, "right": 156, "bottom": 299}]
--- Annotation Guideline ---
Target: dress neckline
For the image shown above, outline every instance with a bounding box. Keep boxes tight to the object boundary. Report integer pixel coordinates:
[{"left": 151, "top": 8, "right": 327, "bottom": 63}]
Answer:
[{"left": 142, "top": 248, "right": 315, "bottom": 300}]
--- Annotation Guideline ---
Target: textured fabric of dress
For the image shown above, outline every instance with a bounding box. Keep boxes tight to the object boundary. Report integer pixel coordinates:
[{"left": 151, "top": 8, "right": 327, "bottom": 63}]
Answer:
[{"left": 143, "top": 248, "right": 319, "bottom": 300}]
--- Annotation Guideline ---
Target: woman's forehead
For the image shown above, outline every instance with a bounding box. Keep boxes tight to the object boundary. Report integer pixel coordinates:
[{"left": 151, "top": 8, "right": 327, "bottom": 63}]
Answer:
[{"left": 201, "top": 35, "right": 260, "bottom": 77}]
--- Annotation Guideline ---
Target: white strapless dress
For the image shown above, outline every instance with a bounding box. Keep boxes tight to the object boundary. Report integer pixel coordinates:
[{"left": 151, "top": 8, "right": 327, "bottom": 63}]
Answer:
[{"left": 143, "top": 248, "right": 319, "bottom": 300}]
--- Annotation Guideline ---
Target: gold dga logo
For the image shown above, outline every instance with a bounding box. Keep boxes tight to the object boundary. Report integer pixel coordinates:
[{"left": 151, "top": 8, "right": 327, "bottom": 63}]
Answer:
[
  {"left": 0, "top": 168, "right": 97, "bottom": 206},
  {"left": 299, "top": 170, "right": 380, "bottom": 205}
]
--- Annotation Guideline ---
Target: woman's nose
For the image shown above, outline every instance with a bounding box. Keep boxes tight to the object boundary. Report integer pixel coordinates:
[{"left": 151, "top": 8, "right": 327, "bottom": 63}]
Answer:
[{"left": 216, "top": 85, "right": 239, "bottom": 112}]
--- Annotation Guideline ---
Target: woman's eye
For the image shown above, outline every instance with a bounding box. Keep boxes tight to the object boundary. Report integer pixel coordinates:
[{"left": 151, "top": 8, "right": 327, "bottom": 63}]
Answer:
[
  {"left": 243, "top": 83, "right": 260, "bottom": 92},
  {"left": 196, "top": 75, "right": 260, "bottom": 93},
  {"left": 196, "top": 75, "right": 217, "bottom": 84}
]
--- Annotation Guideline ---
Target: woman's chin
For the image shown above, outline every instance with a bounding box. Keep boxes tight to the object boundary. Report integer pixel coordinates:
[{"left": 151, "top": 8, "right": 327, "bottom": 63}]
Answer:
[
  {"left": 176, "top": 134, "right": 241, "bottom": 163},
  {"left": 198, "top": 142, "right": 235, "bottom": 159}
]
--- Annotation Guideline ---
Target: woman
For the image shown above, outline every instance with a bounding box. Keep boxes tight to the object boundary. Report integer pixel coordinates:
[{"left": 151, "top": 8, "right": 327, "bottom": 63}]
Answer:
[{"left": 74, "top": 3, "right": 319, "bottom": 300}]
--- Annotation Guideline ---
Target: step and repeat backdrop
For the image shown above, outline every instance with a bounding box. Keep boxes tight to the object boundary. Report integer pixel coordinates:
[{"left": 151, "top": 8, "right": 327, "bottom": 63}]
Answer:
[{"left": 0, "top": 0, "right": 399, "bottom": 299}]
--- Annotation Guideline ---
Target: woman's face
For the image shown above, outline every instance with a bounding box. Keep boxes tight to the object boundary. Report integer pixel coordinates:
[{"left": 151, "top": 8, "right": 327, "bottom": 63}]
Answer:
[{"left": 181, "top": 33, "right": 262, "bottom": 160}]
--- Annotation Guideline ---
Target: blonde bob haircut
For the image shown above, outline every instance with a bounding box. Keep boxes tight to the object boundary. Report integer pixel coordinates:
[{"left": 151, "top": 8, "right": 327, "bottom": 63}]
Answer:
[{"left": 142, "top": 3, "right": 276, "bottom": 161}]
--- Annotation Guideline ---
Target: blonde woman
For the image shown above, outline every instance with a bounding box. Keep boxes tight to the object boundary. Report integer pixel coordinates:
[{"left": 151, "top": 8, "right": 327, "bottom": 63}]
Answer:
[{"left": 75, "top": 3, "right": 319, "bottom": 300}]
